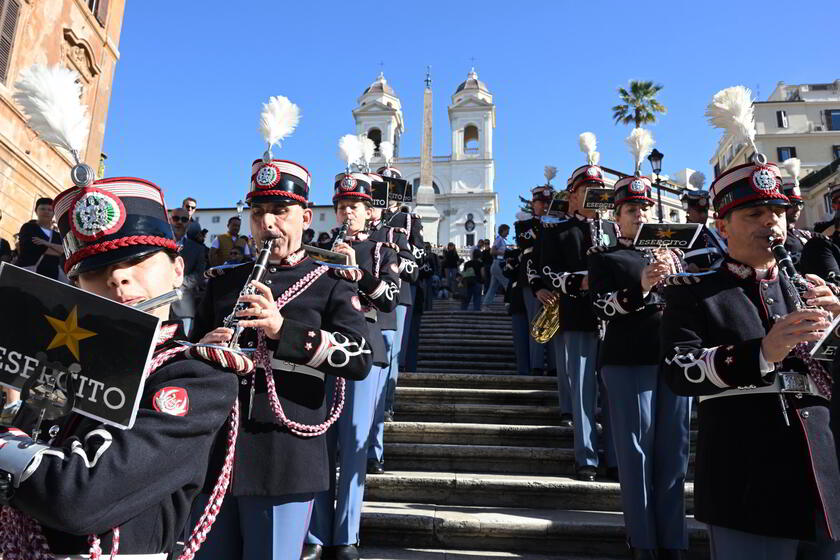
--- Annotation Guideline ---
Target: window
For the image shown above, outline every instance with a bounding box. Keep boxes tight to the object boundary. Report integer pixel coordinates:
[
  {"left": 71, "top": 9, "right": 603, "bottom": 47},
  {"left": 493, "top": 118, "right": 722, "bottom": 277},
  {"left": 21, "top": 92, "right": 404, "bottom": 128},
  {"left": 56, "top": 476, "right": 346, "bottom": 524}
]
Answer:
[
  {"left": 670, "top": 210, "right": 680, "bottom": 222},
  {"left": 367, "top": 128, "right": 382, "bottom": 150},
  {"left": 714, "top": 163, "right": 721, "bottom": 177},
  {"left": 319, "top": 213, "right": 325, "bottom": 221},
  {"left": 776, "top": 110, "right": 788, "bottom": 129},
  {"left": 777, "top": 146, "right": 797, "bottom": 161},
  {"left": 86, "top": 0, "right": 109, "bottom": 26},
  {"left": 826, "top": 110, "right": 840, "bottom": 131},
  {"left": 211, "top": 216, "right": 220, "bottom": 224},
  {"left": 0, "top": 0, "right": 20, "bottom": 84},
  {"left": 833, "top": 145, "right": 840, "bottom": 161},
  {"left": 464, "top": 125, "right": 479, "bottom": 153},
  {"left": 466, "top": 233, "right": 475, "bottom": 246}
]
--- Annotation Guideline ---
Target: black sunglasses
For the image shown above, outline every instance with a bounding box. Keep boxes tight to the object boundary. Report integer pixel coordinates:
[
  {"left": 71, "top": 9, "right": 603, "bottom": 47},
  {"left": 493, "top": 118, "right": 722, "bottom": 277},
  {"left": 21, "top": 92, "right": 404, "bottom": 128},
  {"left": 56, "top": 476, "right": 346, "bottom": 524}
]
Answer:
[{"left": 172, "top": 216, "right": 190, "bottom": 223}]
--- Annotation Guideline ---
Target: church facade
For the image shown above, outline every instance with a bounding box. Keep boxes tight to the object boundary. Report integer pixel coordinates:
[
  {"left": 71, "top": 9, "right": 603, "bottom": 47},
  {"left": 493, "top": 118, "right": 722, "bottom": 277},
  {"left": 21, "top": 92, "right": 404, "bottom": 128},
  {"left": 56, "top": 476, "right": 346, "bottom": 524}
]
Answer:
[{"left": 352, "top": 71, "right": 499, "bottom": 247}]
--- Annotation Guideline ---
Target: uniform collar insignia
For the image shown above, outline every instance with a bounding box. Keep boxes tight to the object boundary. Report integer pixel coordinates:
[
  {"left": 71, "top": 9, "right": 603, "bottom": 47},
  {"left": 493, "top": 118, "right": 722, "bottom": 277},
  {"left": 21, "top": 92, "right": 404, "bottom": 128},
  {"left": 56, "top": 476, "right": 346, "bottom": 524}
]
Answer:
[
  {"left": 278, "top": 248, "right": 306, "bottom": 267},
  {"left": 723, "top": 258, "right": 778, "bottom": 282},
  {"left": 345, "top": 232, "right": 369, "bottom": 243},
  {"left": 156, "top": 322, "right": 181, "bottom": 346},
  {"left": 617, "top": 237, "right": 634, "bottom": 248}
]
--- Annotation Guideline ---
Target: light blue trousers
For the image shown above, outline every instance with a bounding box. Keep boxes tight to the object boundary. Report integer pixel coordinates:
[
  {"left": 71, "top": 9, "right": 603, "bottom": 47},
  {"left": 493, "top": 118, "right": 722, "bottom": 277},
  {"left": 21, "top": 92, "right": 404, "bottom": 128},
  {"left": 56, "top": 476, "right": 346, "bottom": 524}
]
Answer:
[
  {"left": 601, "top": 365, "right": 691, "bottom": 550},
  {"left": 552, "top": 331, "right": 598, "bottom": 466},
  {"left": 368, "top": 329, "right": 397, "bottom": 462},
  {"left": 308, "top": 366, "right": 383, "bottom": 546},
  {"left": 191, "top": 493, "right": 314, "bottom": 560}
]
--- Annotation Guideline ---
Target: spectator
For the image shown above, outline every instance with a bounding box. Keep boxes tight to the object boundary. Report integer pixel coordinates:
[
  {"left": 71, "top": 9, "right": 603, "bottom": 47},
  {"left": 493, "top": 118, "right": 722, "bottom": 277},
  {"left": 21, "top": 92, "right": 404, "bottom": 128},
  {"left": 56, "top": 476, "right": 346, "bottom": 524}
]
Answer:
[
  {"left": 209, "top": 216, "right": 247, "bottom": 266},
  {"left": 422, "top": 242, "right": 439, "bottom": 311},
  {"left": 480, "top": 239, "right": 493, "bottom": 295},
  {"left": 224, "top": 246, "right": 246, "bottom": 265},
  {"left": 17, "top": 198, "right": 63, "bottom": 280},
  {"left": 317, "top": 232, "right": 332, "bottom": 248},
  {"left": 10, "top": 233, "right": 20, "bottom": 264},
  {"left": 303, "top": 228, "right": 315, "bottom": 245},
  {"left": 441, "top": 242, "right": 461, "bottom": 292},
  {"left": 482, "top": 224, "right": 511, "bottom": 308},
  {"left": 169, "top": 207, "right": 206, "bottom": 336},
  {"left": 0, "top": 210, "right": 12, "bottom": 263},
  {"left": 460, "top": 250, "right": 484, "bottom": 311},
  {"left": 182, "top": 197, "right": 201, "bottom": 238},
  {"left": 240, "top": 235, "right": 256, "bottom": 259}
]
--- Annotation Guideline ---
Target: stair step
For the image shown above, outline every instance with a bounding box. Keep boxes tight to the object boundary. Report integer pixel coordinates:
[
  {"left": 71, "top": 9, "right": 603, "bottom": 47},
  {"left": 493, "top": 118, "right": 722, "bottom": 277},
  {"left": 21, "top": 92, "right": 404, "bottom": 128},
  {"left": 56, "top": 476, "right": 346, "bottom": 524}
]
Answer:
[
  {"left": 396, "top": 388, "right": 556, "bottom": 406},
  {"left": 397, "top": 373, "right": 556, "bottom": 390},
  {"left": 361, "top": 503, "right": 709, "bottom": 557},
  {"left": 417, "top": 360, "right": 519, "bottom": 372},
  {"left": 362, "top": 548, "right": 590, "bottom": 560},
  {"left": 383, "top": 443, "right": 574, "bottom": 475},
  {"left": 417, "top": 353, "right": 517, "bottom": 363},
  {"left": 393, "top": 402, "right": 563, "bottom": 425},
  {"left": 384, "top": 422, "right": 571, "bottom": 447},
  {"left": 417, "top": 346, "right": 516, "bottom": 356}
]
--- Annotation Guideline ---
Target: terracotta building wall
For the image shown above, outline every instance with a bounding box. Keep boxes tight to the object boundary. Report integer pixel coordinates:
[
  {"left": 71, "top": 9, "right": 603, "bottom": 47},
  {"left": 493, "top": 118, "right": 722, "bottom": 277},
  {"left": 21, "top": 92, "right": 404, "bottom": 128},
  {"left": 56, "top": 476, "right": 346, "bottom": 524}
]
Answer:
[{"left": 0, "top": 0, "right": 125, "bottom": 245}]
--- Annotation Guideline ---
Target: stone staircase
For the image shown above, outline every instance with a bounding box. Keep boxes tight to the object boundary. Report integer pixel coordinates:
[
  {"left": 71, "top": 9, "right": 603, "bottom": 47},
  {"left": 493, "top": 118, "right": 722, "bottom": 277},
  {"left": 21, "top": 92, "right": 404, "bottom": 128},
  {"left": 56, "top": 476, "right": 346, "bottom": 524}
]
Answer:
[{"left": 360, "top": 298, "right": 708, "bottom": 559}]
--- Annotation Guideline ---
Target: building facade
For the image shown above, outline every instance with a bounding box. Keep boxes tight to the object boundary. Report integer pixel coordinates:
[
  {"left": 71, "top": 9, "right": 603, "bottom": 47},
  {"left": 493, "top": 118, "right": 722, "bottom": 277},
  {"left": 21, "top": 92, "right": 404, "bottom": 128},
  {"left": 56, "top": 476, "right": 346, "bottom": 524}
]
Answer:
[
  {"left": 709, "top": 80, "right": 840, "bottom": 227},
  {"left": 194, "top": 205, "right": 339, "bottom": 245},
  {"left": 352, "top": 70, "right": 499, "bottom": 247},
  {"left": 0, "top": 0, "right": 125, "bottom": 245}
]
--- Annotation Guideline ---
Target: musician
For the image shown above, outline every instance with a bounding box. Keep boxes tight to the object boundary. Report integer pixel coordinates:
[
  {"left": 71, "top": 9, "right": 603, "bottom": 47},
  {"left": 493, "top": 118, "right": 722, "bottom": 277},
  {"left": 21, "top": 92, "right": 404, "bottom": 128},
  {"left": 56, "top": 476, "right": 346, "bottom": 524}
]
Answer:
[
  {"left": 782, "top": 178, "right": 811, "bottom": 272},
  {"left": 589, "top": 176, "right": 691, "bottom": 560},
  {"left": 366, "top": 168, "right": 421, "bottom": 475},
  {"left": 661, "top": 160, "right": 840, "bottom": 557},
  {"left": 192, "top": 156, "right": 373, "bottom": 560},
  {"left": 502, "top": 245, "right": 532, "bottom": 376},
  {"left": 304, "top": 172, "right": 400, "bottom": 560},
  {"left": 680, "top": 190, "right": 726, "bottom": 272},
  {"left": 539, "top": 160, "right": 617, "bottom": 482},
  {"left": 800, "top": 185, "right": 840, "bottom": 285},
  {"left": 0, "top": 177, "right": 239, "bottom": 559}
]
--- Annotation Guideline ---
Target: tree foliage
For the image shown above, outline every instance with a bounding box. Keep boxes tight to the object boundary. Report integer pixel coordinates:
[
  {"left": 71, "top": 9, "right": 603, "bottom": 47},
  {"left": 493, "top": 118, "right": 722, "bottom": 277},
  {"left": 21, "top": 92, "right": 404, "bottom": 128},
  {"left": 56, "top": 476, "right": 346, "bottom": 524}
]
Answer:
[{"left": 612, "top": 81, "right": 667, "bottom": 128}]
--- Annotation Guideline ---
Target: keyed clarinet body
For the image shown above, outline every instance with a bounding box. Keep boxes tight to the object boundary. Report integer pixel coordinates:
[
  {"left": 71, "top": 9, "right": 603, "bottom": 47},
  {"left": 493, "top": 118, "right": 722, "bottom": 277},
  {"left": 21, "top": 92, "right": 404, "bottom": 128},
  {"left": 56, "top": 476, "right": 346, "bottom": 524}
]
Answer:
[{"left": 223, "top": 237, "right": 275, "bottom": 350}]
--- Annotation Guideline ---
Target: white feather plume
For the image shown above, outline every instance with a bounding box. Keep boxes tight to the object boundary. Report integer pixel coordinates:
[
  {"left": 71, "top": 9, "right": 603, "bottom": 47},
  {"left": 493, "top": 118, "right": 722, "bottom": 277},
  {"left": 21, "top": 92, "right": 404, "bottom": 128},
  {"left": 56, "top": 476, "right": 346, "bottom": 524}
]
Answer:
[
  {"left": 625, "top": 128, "right": 655, "bottom": 175},
  {"left": 783, "top": 157, "right": 801, "bottom": 186},
  {"left": 689, "top": 171, "right": 706, "bottom": 190},
  {"left": 359, "top": 135, "right": 376, "bottom": 168},
  {"left": 590, "top": 152, "right": 600, "bottom": 166},
  {"left": 13, "top": 64, "right": 90, "bottom": 158},
  {"left": 705, "top": 86, "right": 757, "bottom": 153},
  {"left": 259, "top": 96, "right": 300, "bottom": 149},
  {"left": 380, "top": 140, "right": 394, "bottom": 165},
  {"left": 544, "top": 166, "right": 557, "bottom": 184},
  {"left": 338, "top": 134, "right": 362, "bottom": 169},
  {"left": 515, "top": 211, "right": 531, "bottom": 221},
  {"left": 579, "top": 132, "right": 597, "bottom": 165}
]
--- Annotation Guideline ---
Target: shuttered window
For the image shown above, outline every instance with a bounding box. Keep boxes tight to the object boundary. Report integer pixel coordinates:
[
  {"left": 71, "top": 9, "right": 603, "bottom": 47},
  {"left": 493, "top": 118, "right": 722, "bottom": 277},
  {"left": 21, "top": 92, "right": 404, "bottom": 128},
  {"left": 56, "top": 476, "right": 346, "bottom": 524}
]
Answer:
[
  {"left": 86, "top": 0, "right": 109, "bottom": 26},
  {"left": 777, "top": 146, "right": 797, "bottom": 161},
  {"left": 776, "top": 110, "right": 788, "bottom": 129},
  {"left": 0, "top": 0, "right": 20, "bottom": 84}
]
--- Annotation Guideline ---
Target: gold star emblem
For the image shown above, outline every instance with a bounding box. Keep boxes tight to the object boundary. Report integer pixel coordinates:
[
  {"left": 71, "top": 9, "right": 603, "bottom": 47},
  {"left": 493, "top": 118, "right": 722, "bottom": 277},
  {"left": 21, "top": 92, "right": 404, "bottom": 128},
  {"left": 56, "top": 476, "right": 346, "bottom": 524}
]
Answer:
[
  {"left": 44, "top": 306, "right": 97, "bottom": 360},
  {"left": 599, "top": 192, "right": 611, "bottom": 202},
  {"left": 655, "top": 228, "right": 675, "bottom": 239}
]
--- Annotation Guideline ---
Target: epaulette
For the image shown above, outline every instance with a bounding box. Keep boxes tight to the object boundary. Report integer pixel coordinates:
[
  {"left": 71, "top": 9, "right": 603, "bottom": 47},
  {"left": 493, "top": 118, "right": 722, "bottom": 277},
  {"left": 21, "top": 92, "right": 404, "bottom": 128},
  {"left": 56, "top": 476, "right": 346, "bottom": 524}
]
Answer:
[
  {"left": 664, "top": 271, "right": 716, "bottom": 286},
  {"left": 587, "top": 245, "right": 611, "bottom": 255},
  {"left": 187, "top": 344, "right": 255, "bottom": 375}
]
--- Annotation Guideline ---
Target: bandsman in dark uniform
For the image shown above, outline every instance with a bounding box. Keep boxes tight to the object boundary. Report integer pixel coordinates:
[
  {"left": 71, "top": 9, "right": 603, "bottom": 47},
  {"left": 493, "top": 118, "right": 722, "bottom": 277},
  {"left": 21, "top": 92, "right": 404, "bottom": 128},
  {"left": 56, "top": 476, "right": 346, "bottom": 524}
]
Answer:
[
  {"left": 304, "top": 141, "right": 401, "bottom": 560},
  {"left": 589, "top": 131, "right": 691, "bottom": 559},
  {"left": 539, "top": 132, "right": 617, "bottom": 482},
  {"left": 192, "top": 98, "right": 372, "bottom": 560},
  {"left": 781, "top": 158, "right": 812, "bottom": 272},
  {"left": 366, "top": 156, "right": 422, "bottom": 475},
  {"left": 661, "top": 86, "right": 840, "bottom": 558},
  {"left": 680, "top": 175, "right": 726, "bottom": 272},
  {"left": 502, "top": 240, "right": 531, "bottom": 376},
  {"left": 1, "top": 175, "right": 240, "bottom": 560},
  {"left": 801, "top": 185, "right": 840, "bottom": 285},
  {"left": 0, "top": 63, "right": 239, "bottom": 560}
]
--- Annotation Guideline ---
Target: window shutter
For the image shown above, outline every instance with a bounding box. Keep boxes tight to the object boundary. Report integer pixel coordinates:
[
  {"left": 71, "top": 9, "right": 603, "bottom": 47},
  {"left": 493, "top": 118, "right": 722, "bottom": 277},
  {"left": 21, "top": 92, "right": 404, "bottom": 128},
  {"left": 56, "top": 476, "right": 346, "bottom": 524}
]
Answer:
[
  {"left": 95, "top": 0, "right": 109, "bottom": 26},
  {"left": 777, "top": 148, "right": 784, "bottom": 161},
  {"left": 0, "top": 0, "right": 20, "bottom": 84},
  {"left": 776, "top": 110, "right": 788, "bottom": 128},
  {"left": 790, "top": 146, "right": 797, "bottom": 158}
]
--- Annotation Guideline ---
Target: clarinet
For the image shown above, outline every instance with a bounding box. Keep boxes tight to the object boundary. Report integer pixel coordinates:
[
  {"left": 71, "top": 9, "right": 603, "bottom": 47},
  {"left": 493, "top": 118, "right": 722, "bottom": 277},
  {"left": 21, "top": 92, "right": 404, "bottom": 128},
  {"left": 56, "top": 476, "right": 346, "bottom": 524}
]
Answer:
[
  {"left": 223, "top": 238, "right": 275, "bottom": 349},
  {"left": 332, "top": 218, "right": 351, "bottom": 250},
  {"left": 770, "top": 236, "right": 809, "bottom": 309}
]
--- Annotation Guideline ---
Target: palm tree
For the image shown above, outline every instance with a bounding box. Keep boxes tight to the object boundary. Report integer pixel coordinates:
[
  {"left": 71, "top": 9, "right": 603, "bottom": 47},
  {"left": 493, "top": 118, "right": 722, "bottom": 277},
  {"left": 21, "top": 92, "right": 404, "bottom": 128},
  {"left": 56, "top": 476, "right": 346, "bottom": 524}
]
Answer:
[{"left": 612, "top": 81, "right": 667, "bottom": 128}]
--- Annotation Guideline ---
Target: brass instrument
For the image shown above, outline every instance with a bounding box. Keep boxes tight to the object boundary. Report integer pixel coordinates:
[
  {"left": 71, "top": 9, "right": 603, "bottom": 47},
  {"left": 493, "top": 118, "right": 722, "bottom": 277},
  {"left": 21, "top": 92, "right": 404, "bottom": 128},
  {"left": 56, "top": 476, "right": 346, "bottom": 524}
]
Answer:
[{"left": 530, "top": 294, "right": 561, "bottom": 344}]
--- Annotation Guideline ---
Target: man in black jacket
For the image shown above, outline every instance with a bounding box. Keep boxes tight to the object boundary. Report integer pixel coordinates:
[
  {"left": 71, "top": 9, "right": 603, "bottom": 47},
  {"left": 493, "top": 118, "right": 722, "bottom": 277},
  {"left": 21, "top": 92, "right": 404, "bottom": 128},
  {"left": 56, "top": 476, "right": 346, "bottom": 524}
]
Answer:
[
  {"left": 16, "top": 198, "right": 63, "bottom": 280},
  {"left": 193, "top": 156, "right": 372, "bottom": 560},
  {"left": 661, "top": 160, "right": 840, "bottom": 558}
]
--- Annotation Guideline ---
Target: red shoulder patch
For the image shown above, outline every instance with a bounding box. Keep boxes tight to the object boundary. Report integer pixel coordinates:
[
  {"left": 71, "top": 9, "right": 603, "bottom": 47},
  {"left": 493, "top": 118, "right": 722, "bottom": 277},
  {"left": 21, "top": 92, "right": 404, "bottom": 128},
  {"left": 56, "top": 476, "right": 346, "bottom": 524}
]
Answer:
[{"left": 153, "top": 387, "right": 189, "bottom": 417}]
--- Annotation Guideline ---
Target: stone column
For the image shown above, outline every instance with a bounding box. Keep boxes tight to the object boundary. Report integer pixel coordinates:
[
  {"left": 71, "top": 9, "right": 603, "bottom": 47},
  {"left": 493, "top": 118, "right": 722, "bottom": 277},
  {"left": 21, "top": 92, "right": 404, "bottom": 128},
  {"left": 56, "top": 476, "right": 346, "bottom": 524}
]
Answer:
[{"left": 415, "top": 70, "right": 440, "bottom": 245}]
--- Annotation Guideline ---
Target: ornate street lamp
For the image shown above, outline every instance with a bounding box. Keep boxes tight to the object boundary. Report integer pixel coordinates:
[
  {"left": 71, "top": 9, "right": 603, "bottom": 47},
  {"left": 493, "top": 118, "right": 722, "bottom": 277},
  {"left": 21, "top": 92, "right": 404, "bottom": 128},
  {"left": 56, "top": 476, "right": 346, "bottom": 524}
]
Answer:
[
  {"left": 648, "top": 149, "right": 665, "bottom": 223},
  {"left": 236, "top": 200, "right": 245, "bottom": 216}
]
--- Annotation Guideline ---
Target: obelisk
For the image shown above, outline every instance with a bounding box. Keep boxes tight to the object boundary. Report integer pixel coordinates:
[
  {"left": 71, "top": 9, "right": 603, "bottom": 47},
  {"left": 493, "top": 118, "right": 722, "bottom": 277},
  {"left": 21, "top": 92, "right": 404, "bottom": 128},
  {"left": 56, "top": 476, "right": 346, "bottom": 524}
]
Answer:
[{"left": 415, "top": 66, "right": 440, "bottom": 245}]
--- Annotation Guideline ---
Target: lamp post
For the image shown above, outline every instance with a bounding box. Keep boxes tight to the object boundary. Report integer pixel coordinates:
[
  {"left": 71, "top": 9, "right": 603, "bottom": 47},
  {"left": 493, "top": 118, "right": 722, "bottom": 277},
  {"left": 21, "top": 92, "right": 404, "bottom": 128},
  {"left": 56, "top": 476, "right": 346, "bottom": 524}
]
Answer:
[
  {"left": 235, "top": 200, "right": 244, "bottom": 216},
  {"left": 648, "top": 149, "right": 664, "bottom": 223}
]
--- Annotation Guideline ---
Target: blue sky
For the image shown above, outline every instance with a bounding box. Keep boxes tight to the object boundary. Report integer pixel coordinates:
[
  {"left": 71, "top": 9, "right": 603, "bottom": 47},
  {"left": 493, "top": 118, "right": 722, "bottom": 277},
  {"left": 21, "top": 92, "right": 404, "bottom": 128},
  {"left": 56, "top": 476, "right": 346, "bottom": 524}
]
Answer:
[{"left": 103, "top": 0, "right": 836, "bottom": 233}]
